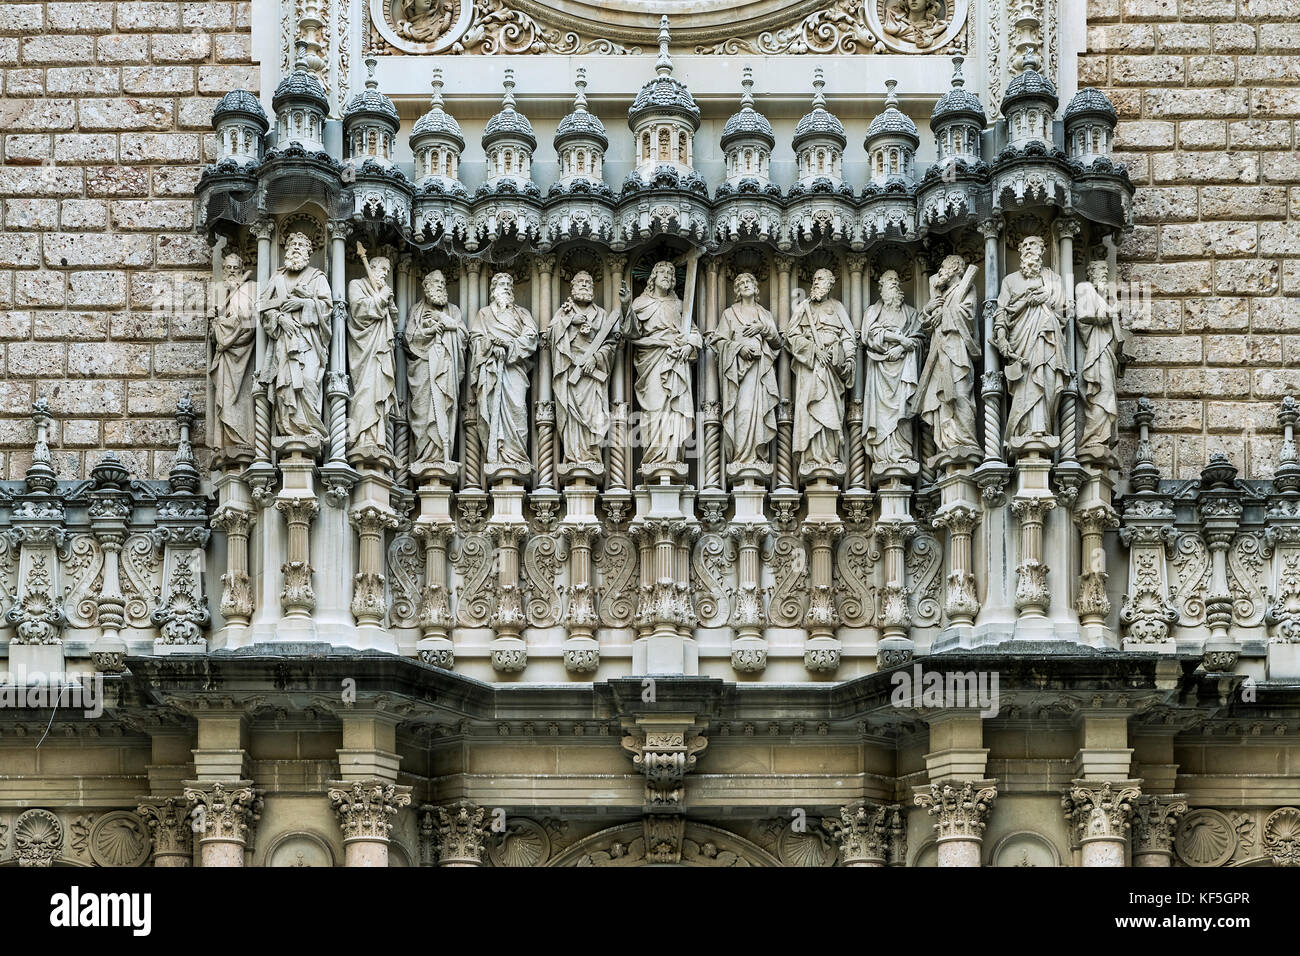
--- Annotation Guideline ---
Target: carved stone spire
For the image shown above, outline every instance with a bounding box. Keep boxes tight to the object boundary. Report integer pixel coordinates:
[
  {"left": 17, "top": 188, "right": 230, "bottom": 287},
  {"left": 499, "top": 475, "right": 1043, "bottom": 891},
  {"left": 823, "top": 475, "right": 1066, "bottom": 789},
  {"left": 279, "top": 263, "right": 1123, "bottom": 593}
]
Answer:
[
  {"left": 26, "top": 395, "right": 55, "bottom": 494},
  {"left": 655, "top": 14, "right": 672, "bottom": 77},
  {"left": 169, "top": 393, "right": 200, "bottom": 494}
]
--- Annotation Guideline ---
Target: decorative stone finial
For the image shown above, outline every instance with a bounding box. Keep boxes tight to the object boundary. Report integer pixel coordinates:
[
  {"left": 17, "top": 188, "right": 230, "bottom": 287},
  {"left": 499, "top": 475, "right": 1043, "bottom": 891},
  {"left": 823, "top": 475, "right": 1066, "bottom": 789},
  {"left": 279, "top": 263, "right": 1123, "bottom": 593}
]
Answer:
[
  {"left": 502, "top": 68, "right": 516, "bottom": 112},
  {"left": 364, "top": 56, "right": 378, "bottom": 90},
  {"left": 430, "top": 67, "right": 444, "bottom": 109},
  {"left": 885, "top": 78, "right": 899, "bottom": 109},
  {"left": 1129, "top": 396, "right": 1160, "bottom": 493},
  {"left": 26, "top": 394, "right": 55, "bottom": 493},
  {"left": 656, "top": 15, "right": 672, "bottom": 77},
  {"left": 812, "top": 67, "right": 826, "bottom": 108},
  {"left": 170, "top": 392, "right": 200, "bottom": 493},
  {"left": 90, "top": 452, "right": 129, "bottom": 491},
  {"left": 1278, "top": 396, "right": 1300, "bottom": 493},
  {"left": 573, "top": 67, "right": 588, "bottom": 112},
  {"left": 740, "top": 65, "right": 755, "bottom": 108},
  {"left": 951, "top": 53, "right": 966, "bottom": 88}
]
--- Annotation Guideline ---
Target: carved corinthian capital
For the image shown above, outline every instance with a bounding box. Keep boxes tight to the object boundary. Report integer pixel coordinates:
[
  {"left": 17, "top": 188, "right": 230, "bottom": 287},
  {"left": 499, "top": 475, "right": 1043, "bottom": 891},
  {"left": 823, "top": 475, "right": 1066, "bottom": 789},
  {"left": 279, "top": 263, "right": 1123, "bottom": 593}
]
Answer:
[
  {"left": 425, "top": 800, "right": 489, "bottom": 866},
  {"left": 915, "top": 781, "right": 998, "bottom": 841},
  {"left": 137, "top": 797, "right": 194, "bottom": 862},
  {"left": 1062, "top": 781, "right": 1141, "bottom": 843},
  {"left": 824, "top": 801, "right": 906, "bottom": 866},
  {"left": 1132, "top": 793, "right": 1187, "bottom": 858},
  {"left": 328, "top": 780, "right": 413, "bottom": 843},
  {"left": 183, "top": 781, "right": 263, "bottom": 846}
]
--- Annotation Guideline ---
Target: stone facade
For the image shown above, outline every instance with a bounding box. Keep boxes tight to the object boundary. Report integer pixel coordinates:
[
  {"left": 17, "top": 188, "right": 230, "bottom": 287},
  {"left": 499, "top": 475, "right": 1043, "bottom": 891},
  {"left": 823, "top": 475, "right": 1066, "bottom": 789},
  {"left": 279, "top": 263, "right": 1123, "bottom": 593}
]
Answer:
[{"left": 0, "top": 0, "right": 1298, "bottom": 870}]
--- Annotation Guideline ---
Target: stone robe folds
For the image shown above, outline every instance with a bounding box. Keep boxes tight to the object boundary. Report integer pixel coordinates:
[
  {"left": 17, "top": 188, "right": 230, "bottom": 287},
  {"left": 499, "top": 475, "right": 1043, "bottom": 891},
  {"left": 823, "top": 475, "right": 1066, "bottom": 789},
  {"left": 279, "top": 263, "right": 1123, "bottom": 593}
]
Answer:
[
  {"left": 916, "top": 267, "right": 980, "bottom": 463},
  {"left": 346, "top": 274, "right": 397, "bottom": 457},
  {"left": 257, "top": 264, "right": 332, "bottom": 446},
  {"left": 210, "top": 278, "right": 258, "bottom": 453},
  {"left": 862, "top": 299, "right": 924, "bottom": 467},
  {"left": 996, "top": 267, "right": 1068, "bottom": 451},
  {"left": 550, "top": 301, "right": 619, "bottom": 467},
  {"left": 1075, "top": 279, "right": 1127, "bottom": 460},
  {"left": 470, "top": 301, "right": 538, "bottom": 473},
  {"left": 710, "top": 302, "right": 780, "bottom": 468},
  {"left": 787, "top": 297, "right": 858, "bottom": 469},
  {"left": 405, "top": 297, "right": 466, "bottom": 466},
  {"left": 628, "top": 291, "right": 700, "bottom": 468}
]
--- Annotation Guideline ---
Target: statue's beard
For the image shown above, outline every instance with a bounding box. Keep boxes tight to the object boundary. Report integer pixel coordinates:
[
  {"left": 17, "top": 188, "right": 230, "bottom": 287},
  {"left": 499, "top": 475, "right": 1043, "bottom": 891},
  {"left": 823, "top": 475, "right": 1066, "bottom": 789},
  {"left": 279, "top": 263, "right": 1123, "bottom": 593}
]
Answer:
[
  {"left": 1022, "top": 259, "right": 1042, "bottom": 278},
  {"left": 493, "top": 293, "right": 513, "bottom": 309},
  {"left": 882, "top": 289, "right": 903, "bottom": 309},
  {"left": 572, "top": 289, "right": 593, "bottom": 306},
  {"left": 427, "top": 290, "right": 447, "bottom": 307},
  {"left": 285, "top": 250, "right": 309, "bottom": 271}
]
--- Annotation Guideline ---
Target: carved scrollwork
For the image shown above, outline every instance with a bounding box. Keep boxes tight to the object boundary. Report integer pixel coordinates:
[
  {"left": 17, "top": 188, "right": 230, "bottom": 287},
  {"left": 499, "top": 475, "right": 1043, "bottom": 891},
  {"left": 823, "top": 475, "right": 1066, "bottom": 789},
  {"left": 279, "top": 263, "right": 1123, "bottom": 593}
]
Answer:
[
  {"left": 522, "top": 533, "right": 566, "bottom": 627},
  {"left": 764, "top": 533, "right": 808, "bottom": 628},
  {"left": 906, "top": 532, "right": 943, "bottom": 627},
  {"left": 595, "top": 532, "right": 637, "bottom": 628},
  {"left": 691, "top": 531, "right": 736, "bottom": 628},
  {"left": 452, "top": 532, "right": 495, "bottom": 628},
  {"left": 387, "top": 532, "right": 424, "bottom": 629},
  {"left": 834, "top": 532, "right": 878, "bottom": 628}
]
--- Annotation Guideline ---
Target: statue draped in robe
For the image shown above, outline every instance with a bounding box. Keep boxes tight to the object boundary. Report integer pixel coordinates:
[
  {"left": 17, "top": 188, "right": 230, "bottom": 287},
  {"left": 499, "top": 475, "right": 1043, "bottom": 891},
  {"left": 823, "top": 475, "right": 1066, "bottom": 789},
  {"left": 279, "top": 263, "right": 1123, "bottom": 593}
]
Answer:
[
  {"left": 709, "top": 272, "right": 780, "bottom": 472},
  {"left": 209, "top": 251, "right": 257, "bottom": 458},
  {"left": 994, "top": 235, "right": 1068, "bottom": 454},
  {"left": 787, "top": 268, "right": 857, "bottom": 475},
  {"left": 470, "top": 272, "right": 538, "bottom": 476},
  {"left": 915, "top": 254, "right": 981, "bottom": 466},
  {"left": 550, "top": 270, "right": 620, "bottom": 470},
  {"left": 257, "top": 231, "right": 332, "bottom": 448},
  {"left": 1076, "top": 260, "right": 1128, "bottom": 464},
  {"left": 346, "top": 244, "right": 397, "bottom": 461},
  {"left": 862, "top": 269, "right": 924, "bottom": 471},
  {"left": 404, "top": 269, "right": 466, "bottom": 467},
  {"left": 628, "top": 260, "right": 702, "bottom": 471}
]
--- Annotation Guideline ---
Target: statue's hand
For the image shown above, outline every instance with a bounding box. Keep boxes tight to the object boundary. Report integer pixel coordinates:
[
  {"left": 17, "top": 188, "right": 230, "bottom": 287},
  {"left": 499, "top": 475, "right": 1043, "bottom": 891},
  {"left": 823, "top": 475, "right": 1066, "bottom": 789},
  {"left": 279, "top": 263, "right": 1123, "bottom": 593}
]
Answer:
[
  {"left": 886, "top": 346, "right": 904, "bottom": 362},
  {"left": 581, "top": 358, "right": 597, "bottom": 375},
  {"left": 619, "top": 282, "right": 632, "bottom": 307}
]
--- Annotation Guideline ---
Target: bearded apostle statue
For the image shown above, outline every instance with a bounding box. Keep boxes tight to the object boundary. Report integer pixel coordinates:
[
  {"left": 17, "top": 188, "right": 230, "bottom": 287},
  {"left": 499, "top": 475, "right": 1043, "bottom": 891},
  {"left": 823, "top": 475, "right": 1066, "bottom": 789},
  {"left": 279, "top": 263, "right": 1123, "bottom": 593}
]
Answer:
[
  {"left": 257, "top": 231, "right": 332, "bottom": 450},
  {"left": 405, "top": 268, "right": 466, "bottom": 470},
  {"left": 470, "top": 271, "right": 538, "bottom": 478},
  {"left": 862, "top": 269, "right": 924, "bottom": 474},
  {"left": 1075, "top": 259, "right": 1128, "bottom": 465},
  {"left": 209, "top": 251, "right": 257, "bottom": 461},
  {"left": 916, "top": 253, "right": 980, "bottom": 467},
  {"left": 709, "top": 272, "right": 780, "bottom": 476},
  {"left": 550, "top": 270, "right": 621, "bottom": 473},
  {"left": 628, "top": 260, "right": 702, "bottom": 474},
  {"left": 993, "top": 234, "right": 1068, "bottom": 454},
  {"left": 346, "top": 243, "right": 398, "bottom": 464},
  {"left": 788, "top": 267, "right": 857, "bottom": 477}
]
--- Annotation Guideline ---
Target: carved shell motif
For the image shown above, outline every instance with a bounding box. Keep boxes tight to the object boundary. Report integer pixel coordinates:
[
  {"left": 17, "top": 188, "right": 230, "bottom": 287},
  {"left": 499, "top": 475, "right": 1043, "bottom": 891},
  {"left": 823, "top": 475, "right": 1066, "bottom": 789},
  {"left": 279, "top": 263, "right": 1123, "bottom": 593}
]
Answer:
[
  {"left": 13, "top": 809, "right": 63, "bottom": 867},
  {"left": 89, "top": 811, "right": 151, "bottom": 867},
  {"left": 1174, "top": 809, "right": 1236, "bottom": 867},
  {"left": 488, "top": 818, "right": 551, "bottom": 868}
]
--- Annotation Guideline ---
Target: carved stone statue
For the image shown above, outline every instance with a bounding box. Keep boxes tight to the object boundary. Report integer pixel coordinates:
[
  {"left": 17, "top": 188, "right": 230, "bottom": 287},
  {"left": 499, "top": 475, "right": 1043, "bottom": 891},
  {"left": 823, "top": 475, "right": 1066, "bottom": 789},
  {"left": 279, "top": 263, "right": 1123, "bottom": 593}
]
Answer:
[
  {"left": 470, "top": 272, "right": 538, "bottom": 477},
  {"left": 550, "top": 270, "right": 621, "bottom": 472},
  {"left": 883, "top": 0, "right": 949, "bottom": 49},
  {"left": 1076, "top": 259, "right": 1128, "bottom": 465},
  {"left": 257, "top": 231, "right": 332, "bottom": 449},
  {"left": 916, "top": 253, "right": 980, "bottom": 467},
  {"left": 788, "top": 267, "right": 857, "bottom": 476},
  {"left": 346, "top": 243, "right": 398, "bottom": 463},
  {"left": 208, "top": 251, "right": 257, "bottom": 459},
  {"left": 862, "top": 269, "right": 924, "bottom": 473},
  {"left": 709, "top": 271, "right": 780, "bottom": 473},
  {"left": 994, "top": 234, "right": 1068, "bottom": 454},
  {"left": 628, "top": 260, "right": 702, "bottom": 472},
  {"left": 396, "top": 0, "right": 452, "bottom": 41},
  {"left": 405, "top": 269, "right": 466, "bottom": 468}
]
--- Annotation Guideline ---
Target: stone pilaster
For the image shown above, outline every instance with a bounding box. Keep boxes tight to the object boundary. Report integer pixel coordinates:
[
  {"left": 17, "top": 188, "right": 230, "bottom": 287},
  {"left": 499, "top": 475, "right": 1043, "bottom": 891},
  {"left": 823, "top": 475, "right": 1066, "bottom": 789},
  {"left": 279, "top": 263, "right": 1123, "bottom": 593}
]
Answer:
[
  {"left": 183, "top": 780, "right": 262, "bottom": 867},
  {"left": 914, "top": 780, "right": 997, "bottom": 867},
  {"left": 1063, "top": 780, "right": 1141, "bottom": 867},
  {"left": 328, "top": 779, "right": 413, "bottom": 867}
]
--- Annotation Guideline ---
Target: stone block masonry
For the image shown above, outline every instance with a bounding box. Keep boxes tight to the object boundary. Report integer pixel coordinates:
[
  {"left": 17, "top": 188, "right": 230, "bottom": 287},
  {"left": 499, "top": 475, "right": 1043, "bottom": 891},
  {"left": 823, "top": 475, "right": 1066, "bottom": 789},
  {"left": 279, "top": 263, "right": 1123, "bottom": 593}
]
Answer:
[
  {"left": 1086, "top": 0, "right": 1300, "bottom": 479},
  {"left": 0, "top": 1, "right": 254, "bottom": 480}
]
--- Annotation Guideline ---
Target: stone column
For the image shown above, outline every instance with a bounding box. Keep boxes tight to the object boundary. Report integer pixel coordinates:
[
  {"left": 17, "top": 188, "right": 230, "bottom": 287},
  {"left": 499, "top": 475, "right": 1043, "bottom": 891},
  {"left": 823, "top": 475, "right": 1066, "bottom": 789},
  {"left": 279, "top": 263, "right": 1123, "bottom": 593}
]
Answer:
[
  {"left": 1198, "top": 455, "right": 1243, "bottom": 671},
  {"left": 772, "top": 256, "right": 796, "bottom": 496},
  {"left": 461, "top": 260, "right": 484, "bottom": 493},
  {"left": 534, "top": 254, "right": 558, "bottom": 492},
  {"left": 974, "top": 217, "right": 1009, "bottom": 492},
  {"left": 247, "top": 218, "right": 276, "bottom": 496},
  {"left": 183, "top": 781, "right": 262, "bottom": 867},
  {"left": 426, "top": 800, "right": 489, "bottom": 867},
  {"left": 844, "top": 254, "right": 870, "bottom": 500},
  {"left": 1063, "top": 781, "right": 1141, "bottom": 867},
  {"left": 700, "top": 258, "right": 724, "bottom": 499},
  {"left": 915, "top": 781, "right": 997, "bottom": 867},
  {"left": 1131, "top": 793, "right": 1187, "bottom": 868},
  {"left": 826, "top": 802, "right": 904, "bottom": 867},
  {"left": 136, "top": 797, "right": 193, "bottom": 867},
  {"left": 606, "top": 255, "right": 631, "bottom": 509},
  {"left": 1053, "top": 216, "right": 1084, "bottom": 492},
  {"left": 329, "top": 779, "right": 413, "bottom": 867}
]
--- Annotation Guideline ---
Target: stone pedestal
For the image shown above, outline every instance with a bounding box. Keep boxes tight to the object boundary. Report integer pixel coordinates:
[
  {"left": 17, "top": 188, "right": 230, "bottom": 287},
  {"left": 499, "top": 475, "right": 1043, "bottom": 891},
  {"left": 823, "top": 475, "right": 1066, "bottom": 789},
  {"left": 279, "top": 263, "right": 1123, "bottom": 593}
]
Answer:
[
  {"left": 1010, "top": 453, "right": 1058, "bottom": 641},
  {"left": 873, "top": 474, "right": 915, "bottom": 668},
  {"left": 349, "top": 470, "right": 400, "bottom": 652},
  {"left": 631, "top": 481, "right": 698, "bottom": 676},
  {"left": 413, "top": 463, "right": 458, "bottom": 668}
]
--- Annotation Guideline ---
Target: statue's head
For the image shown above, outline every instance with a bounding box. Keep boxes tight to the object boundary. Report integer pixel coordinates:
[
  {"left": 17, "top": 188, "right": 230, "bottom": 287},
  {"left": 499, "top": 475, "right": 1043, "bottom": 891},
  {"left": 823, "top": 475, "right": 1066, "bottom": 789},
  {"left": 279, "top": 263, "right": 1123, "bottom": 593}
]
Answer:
[
  {"left": 1019, "top": 235, "right": 1045, "bottom": 277},
  {"left": 570, "top": 270, "right": 594, "bottom": 305},
  {"left": 879, "top": 269, "right": 903, "bottom": 308},
  {"left": 284, "top": 232, "right": 313, "bottom": 271},
  {"left": 423, "top": 269, "right": 447, "bottom": 305},
  {"left": 649, "top": 260, "right": 677, "bottom": 295},
  {"left": 733, "top": 272, "right": 758, "bottom": 300},
  {"left": 811, "top": 268, "right": 835, "bottom": 302},
  {"left": 222, "top": 252, "right": 244, "bottom": 285},
  {"left": 491, "top": 271, "right": 514, "bottom": 308},
  {"left": 1087, "top": 259, "right": 1110, "bottom": 291},
  {"left": 938, "top": 253, "right": 966, "bottom": 284},
  {"left": 368, "top": 255, "right": 391, "bottom": 286}
]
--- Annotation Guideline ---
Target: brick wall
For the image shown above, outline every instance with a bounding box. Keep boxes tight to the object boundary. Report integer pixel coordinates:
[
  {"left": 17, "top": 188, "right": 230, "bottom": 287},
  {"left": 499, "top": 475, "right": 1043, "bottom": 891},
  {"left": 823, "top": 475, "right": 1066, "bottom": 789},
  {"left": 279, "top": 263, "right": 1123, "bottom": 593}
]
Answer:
[
  {"left": 1085, "top": 0, "right": 1300, "bottom": 479},
  {"left": 0, "top": 1, "right": 257, "bottom": 479}
]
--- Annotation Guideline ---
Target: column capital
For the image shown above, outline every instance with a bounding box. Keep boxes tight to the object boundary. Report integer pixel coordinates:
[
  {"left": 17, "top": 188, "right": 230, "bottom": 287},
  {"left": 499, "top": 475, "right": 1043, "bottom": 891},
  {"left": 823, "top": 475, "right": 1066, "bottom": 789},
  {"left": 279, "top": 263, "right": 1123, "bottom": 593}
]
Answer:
[
  {"left": 183, "top": 780, "right": 262, "bottom": 846},
  {"left": 136, "top": 796, "right": 194, "bottom": 861},
  {"left": 1132, "top": 793, "right": 1187, "bottom": 856},
  {"left": 1062, "top": 779, "right": 1142, "bottom": 843},
  {"left": 824, "top": 801, "right": 905, "bottom": 866},
  {"left": 423, "top": 800, "right": 490, "bottom": 866},
  {"left": 328, "top": 779, "right": 412, "bottom": 844},
  {"left": 914, "top": 780, "right": 997, "bottom": 842}
]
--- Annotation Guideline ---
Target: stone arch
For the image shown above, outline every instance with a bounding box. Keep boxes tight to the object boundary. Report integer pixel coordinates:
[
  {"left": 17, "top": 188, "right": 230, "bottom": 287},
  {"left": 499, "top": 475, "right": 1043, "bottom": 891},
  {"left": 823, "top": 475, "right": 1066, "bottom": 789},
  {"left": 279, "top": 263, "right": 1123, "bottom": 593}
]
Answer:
[{"left": 547, "top": 820, "right": 782, "bottom": 867}]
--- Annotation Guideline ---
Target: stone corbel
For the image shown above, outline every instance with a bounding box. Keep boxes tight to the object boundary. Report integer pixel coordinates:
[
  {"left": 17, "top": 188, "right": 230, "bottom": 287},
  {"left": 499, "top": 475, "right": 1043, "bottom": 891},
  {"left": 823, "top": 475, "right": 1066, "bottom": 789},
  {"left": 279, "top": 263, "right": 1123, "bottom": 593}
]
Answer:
[
  {"left": 414, "top": 522, "right": 455, "bottom": 668},
  {"left": 489, "top": 523, "right": 528, "bottom": 672},
  {"left": 560, "top": 523, "right": 600, "bottom": 673},
  {"left": 349, "top": 504, "right": 401, "bottom": 630},
  {"left": 621, "top": 719, "right": 709, "bottom": 814}
]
